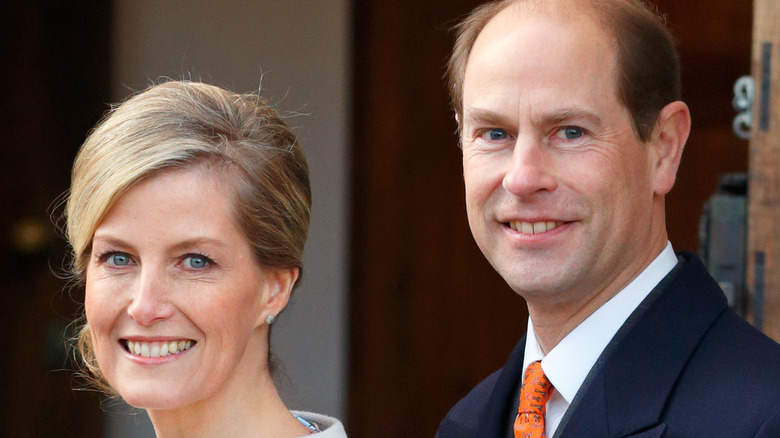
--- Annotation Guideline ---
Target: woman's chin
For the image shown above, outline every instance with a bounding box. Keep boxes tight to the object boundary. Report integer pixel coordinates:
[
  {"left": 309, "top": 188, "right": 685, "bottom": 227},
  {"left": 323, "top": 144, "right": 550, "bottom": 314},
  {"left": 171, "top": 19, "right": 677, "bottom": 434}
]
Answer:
[{"left": 116, "top": 387, "right": 188, "bottom": 411}]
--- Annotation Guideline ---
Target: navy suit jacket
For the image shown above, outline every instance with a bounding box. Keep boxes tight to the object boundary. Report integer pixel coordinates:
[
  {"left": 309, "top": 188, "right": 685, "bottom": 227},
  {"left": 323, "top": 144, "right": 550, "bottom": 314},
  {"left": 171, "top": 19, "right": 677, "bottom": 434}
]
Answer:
[{"left": 436, "top": 253, "right": 780, "bottom": 437}]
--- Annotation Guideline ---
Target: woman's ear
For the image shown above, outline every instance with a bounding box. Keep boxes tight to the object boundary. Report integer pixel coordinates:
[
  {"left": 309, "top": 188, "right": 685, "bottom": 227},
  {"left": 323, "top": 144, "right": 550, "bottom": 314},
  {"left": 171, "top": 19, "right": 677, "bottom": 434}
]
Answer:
[
  {"left": 257, "top": 267, "right": 299, "bottom": 327},
  {"left": 650, "top": 101, "right": 691, "bottom": 195}
]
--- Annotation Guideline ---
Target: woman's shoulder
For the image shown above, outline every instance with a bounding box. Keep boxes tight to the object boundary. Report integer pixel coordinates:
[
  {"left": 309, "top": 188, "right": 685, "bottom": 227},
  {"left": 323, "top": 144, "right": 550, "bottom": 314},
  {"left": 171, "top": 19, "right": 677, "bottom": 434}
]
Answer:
[{"left": 292, "top": 410, "right": 348, "bottom": 438}]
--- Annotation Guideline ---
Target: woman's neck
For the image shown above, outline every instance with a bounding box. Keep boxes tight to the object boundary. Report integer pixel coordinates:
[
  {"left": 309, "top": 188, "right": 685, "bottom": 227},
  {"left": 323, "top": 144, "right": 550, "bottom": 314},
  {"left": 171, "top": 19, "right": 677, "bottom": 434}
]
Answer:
[{"left": 147, "top": 365, "right": 310, "bottom": 438}]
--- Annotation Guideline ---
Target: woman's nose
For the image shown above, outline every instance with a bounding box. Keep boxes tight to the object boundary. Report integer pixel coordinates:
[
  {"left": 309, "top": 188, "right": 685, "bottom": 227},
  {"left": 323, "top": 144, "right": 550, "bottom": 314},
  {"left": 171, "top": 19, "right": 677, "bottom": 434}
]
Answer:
[{"left": 126, "top": 269, "right": 174, "bottom": 326}]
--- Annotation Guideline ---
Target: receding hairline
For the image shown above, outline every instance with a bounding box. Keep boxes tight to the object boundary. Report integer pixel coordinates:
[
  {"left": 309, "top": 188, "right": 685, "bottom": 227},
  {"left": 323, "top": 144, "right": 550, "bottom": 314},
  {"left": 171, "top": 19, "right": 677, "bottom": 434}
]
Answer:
[
  {"left": 471, "top": 0, "right": 621, "bottom": 63},
  {"left": 477, "top": 0, "right": 625, "bottom": 30},
  {"left": 453, "top": 0, "right": 660, "bottom": 139},
  {"left": 463, "top": 1, "right": 623, "bottom": 97}
]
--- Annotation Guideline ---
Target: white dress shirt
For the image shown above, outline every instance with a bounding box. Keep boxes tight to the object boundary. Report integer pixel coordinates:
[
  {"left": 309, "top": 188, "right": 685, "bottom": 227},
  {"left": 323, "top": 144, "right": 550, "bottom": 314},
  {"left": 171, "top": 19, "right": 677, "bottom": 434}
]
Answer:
[{"left": 521, "top": 242, "right": 678, "bottom": 437}]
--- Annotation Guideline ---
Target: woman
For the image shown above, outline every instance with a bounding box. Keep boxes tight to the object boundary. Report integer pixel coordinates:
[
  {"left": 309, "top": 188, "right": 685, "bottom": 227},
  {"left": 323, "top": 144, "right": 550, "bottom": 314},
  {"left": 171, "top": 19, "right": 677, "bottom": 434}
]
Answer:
[{"left": 65, "top": 80, "right": 347, "bottom": 437}]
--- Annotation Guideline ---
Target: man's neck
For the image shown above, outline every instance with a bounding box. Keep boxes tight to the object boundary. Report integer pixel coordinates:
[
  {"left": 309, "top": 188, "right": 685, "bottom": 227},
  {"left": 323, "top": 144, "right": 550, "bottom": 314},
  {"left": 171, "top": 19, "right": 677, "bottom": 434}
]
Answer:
[{"left": 527, "top": 238, "right": 669, "bottom": 354}]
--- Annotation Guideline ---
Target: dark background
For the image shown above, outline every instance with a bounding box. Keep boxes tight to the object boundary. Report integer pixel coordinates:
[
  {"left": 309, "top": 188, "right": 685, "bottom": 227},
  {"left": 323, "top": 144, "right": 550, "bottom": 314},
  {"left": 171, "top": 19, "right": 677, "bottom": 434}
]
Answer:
[{"left": 0, "top": 2, "right": 111, "bottom": 436}]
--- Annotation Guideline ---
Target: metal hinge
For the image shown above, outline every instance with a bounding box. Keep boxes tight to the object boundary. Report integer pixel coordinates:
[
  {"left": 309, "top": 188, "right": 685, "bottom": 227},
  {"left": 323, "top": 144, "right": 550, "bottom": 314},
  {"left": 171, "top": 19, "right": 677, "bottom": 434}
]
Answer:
[{"left": 732, "top": 75, "right": 755, "bottom": 140}]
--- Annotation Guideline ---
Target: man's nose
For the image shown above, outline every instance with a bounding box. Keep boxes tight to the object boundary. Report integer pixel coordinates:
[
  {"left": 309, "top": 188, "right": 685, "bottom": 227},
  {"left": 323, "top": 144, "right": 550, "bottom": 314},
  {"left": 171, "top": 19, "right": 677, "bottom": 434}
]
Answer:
[
  {"left": 126, "top": 269, "right": 174, "bottom": 326},
  {"left": 502, "top": 136, "right": 558, "bottom": 197}
]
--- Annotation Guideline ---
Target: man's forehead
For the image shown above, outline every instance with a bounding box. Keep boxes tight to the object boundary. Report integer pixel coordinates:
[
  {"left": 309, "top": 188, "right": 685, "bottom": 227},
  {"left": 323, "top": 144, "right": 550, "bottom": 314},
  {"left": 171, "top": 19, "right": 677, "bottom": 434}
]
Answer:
[
  {"left": 464, "top": 2, "right": 620, "bottom": 93},
  {"left": 461, "top": 0, "right": 625, "bottom": 131},
  {"left": 495, "top": 0, "right": 595, "bottom": 25},
  {"left": 476, "top": 0, "right": 612, "bottom": 54}
]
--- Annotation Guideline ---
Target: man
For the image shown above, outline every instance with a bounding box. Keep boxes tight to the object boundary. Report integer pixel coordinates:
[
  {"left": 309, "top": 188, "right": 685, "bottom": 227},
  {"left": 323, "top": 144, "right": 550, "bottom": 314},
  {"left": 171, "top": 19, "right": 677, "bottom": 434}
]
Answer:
[{"left": 436, "top": 1, "right": 780, "bottom": 437}]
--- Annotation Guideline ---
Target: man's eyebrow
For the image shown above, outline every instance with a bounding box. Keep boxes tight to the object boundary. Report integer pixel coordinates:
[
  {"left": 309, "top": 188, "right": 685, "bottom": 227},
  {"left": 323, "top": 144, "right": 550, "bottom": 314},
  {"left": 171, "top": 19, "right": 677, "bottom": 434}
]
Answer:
[
  {"left": 464, "top": 107, "right": 604, "bottom": 128},
  {"left": 540, "top": 107, "right": 603, "bottom": 126},
  {"left": 463, "top": 108, "right": 514, "bottom": 127}
]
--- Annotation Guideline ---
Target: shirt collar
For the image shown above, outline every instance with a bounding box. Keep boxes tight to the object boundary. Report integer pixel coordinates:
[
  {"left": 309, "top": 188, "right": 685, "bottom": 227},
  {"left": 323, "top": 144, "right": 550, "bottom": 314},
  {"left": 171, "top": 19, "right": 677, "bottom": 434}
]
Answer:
[{"left": 522, "top": 242, "right": 678, "bottom": 403}]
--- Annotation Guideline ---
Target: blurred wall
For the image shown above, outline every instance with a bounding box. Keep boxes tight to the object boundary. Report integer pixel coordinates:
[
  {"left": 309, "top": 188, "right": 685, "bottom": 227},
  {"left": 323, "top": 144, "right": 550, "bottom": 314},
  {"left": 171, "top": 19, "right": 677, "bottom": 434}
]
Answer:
[{"left": 105, "top": 1, "right": 351, "bottom": 436}]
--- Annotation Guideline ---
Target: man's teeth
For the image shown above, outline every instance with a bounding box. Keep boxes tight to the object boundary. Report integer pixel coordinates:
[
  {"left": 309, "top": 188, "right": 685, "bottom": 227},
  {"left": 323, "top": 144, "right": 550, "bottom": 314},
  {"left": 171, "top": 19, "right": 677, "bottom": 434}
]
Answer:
[
  {"left": 126, "top": 340, "right": 194, "bottom": 358},
  {"left": 509, "top": 221, "right": 561, "bottom": 234}
]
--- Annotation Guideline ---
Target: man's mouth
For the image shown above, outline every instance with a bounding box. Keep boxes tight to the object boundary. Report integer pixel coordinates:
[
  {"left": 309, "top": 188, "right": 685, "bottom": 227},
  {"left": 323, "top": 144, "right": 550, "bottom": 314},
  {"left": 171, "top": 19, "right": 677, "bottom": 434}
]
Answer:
[
  {"left": 507, "top": 221, "right": 563, "bottom": 235},
  {"left": 122, "top": 339, "right": 196, "bottom": 358}
]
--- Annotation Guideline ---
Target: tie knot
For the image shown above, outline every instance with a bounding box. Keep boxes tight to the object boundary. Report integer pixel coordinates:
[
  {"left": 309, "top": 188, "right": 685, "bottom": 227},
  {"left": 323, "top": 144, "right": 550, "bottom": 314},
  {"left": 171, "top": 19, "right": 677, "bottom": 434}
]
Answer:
[{"left": 519, "top": 361, "right": 554, "bottom": 415}]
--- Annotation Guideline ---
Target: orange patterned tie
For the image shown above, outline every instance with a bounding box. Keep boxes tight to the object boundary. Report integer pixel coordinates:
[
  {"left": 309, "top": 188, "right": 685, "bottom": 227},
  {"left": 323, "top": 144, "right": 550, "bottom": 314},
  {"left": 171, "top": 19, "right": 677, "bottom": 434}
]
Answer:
[{"left": 514, "top": 361, "right": 554, "bottom": 438}]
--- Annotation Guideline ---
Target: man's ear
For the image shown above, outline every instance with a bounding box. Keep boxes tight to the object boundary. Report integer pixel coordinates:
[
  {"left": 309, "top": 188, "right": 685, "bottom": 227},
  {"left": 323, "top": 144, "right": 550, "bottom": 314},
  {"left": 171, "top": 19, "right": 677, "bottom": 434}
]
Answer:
[
  {"left": 650, "top": 101, "right": 690, "bottom": 195},
  {"left": 455, "top": 111, "right": 465, "bottom": 149},
  {"left": 256, "top": 267, "right": 299, "bottom": 327}
]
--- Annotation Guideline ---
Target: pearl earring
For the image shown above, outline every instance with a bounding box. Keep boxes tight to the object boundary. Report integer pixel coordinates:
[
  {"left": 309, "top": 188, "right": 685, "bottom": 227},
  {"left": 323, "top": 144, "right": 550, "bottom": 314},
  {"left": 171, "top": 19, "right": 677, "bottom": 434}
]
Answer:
[{"left": 265, "top": 314, "right": 276, "bottom": 325}]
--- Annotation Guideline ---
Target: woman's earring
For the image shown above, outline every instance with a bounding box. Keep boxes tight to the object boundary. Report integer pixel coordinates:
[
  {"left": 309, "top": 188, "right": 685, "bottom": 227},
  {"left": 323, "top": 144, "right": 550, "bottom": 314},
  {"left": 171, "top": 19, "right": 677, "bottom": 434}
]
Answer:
[{"left": 265, "top": 314, "right": 276, "bottom": 325}]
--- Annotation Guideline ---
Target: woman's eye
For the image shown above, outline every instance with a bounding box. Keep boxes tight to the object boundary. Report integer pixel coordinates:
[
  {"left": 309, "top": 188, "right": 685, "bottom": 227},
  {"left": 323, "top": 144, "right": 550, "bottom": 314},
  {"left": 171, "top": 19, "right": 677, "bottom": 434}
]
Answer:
[
  {"left": 557, "top": 126, "right": 585, "bottom": 140},
  {"left": 106, "top": 253, "right": 132, "bottom": 266},
  {"left": 183, "top": 254, "right": 211, "bottom": 269}
]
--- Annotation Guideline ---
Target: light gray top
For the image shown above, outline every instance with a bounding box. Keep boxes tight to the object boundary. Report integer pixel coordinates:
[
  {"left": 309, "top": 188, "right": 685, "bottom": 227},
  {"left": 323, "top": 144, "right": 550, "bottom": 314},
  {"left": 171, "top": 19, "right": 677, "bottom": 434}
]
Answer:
[{"left": 293, "top": 411, "right": 348, "bottom": 438}]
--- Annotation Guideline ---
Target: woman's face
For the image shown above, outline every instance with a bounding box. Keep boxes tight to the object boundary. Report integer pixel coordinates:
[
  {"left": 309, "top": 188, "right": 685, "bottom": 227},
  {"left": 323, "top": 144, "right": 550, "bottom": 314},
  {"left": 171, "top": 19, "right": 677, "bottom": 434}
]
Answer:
[{"left": 85, "top": 167, "right": 291, "bottom": 410}]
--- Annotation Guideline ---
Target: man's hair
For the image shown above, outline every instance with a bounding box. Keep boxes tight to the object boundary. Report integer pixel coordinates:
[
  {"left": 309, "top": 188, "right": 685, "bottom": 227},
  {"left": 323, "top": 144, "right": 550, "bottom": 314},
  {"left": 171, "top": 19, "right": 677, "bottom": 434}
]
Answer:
[{"left": 447, "top": 0, "right": 680, "bottom": 142}]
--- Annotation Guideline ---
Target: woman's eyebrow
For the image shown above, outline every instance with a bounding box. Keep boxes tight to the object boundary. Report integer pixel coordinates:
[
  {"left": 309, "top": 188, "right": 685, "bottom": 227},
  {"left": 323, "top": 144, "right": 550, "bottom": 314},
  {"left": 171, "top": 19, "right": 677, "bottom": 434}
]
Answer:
[
  {"left": 91, "top": 235, "right": 133, "bottom": 250},
  {"left": 91, "top": 235, "right": 228, "bottom": 252},
  {"left": 169, "top": 238, "right": 229, "bottom": 252}
]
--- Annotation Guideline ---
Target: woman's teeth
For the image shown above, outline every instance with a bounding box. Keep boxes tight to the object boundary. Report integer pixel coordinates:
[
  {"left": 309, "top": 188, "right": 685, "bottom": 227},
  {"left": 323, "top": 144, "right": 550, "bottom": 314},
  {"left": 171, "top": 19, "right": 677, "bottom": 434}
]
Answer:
[{"left": 125, "top": 340, "right": 194, "bottom": 358}]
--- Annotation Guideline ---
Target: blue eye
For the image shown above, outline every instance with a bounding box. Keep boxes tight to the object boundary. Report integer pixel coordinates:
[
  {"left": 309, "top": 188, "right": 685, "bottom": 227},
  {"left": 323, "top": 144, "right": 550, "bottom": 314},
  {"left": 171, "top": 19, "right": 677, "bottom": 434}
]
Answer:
[
  {"left": 183, "top": 254, "right": 211, "bottom": 269},
  {"left": 486, "top": 128, "right": 508, "bottom": 141},
  {"left": 560, "top": 126, "right": 584, "bottom": 140},
  {"left": 106, "top": 253, "right": 132, "bottom": 266}
]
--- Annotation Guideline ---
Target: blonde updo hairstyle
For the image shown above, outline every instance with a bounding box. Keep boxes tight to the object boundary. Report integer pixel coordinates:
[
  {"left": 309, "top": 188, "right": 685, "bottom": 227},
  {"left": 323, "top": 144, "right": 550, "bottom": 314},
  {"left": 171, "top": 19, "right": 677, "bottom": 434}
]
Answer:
[{"left": 66, "top": 80, "right": 311, "bottom": 391}]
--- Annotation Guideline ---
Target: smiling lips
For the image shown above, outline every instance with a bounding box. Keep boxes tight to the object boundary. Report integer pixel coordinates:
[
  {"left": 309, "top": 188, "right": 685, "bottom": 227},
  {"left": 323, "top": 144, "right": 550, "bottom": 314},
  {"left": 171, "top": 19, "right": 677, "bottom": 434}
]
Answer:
[
  {"left": 508, "top": 221, "right": 562, "bottom": 235},
  {"left": 123, "top": 339, "right": 195, "bottom": 358}
]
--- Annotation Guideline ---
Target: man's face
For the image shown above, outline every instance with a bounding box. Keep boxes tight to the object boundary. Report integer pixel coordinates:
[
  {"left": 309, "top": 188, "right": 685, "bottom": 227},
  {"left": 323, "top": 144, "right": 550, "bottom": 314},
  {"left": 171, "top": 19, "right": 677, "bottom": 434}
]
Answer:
[{"left": 461, "top": 8, "right": 665, "bottom": 309}]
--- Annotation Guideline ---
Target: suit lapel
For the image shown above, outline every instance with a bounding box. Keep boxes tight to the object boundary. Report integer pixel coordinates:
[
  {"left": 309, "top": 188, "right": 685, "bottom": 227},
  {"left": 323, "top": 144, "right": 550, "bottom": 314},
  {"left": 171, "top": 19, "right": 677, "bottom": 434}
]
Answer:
[
  {"left": 557, "top": 254, "right": 728, "bottom": 437},
  {"left": 478, "top": 334, "right": 527, "bottom": 438}
]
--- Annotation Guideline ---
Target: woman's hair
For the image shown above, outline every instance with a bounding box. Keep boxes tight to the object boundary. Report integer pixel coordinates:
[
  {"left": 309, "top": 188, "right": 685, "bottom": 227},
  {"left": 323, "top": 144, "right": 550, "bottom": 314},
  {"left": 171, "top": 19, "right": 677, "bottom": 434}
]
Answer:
[{"left": 66, "top": 80, "right": 311, "bottom": 391}]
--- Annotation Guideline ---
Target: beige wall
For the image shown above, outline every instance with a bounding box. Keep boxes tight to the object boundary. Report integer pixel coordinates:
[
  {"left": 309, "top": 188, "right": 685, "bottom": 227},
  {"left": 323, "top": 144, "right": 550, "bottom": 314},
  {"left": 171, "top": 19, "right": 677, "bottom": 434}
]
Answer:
[{"left": 106, "top": 1, "right": 351, "bottom": 435}]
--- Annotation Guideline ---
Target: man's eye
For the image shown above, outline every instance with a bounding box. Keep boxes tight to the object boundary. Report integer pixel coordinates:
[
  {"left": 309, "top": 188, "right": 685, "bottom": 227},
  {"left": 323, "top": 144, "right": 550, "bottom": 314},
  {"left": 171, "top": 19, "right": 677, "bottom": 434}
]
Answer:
[
  {"left": 183, "top": 254, "right": 211, "bottom": 269},
  {"left": 557, "top": 126, "right": 584, "bottom": 140},
  {"left": 481, "top": 128, "right": 509, "bottom": 141},
  {"left": 106, "top": 253, "right": 132, "bottom": 266}
]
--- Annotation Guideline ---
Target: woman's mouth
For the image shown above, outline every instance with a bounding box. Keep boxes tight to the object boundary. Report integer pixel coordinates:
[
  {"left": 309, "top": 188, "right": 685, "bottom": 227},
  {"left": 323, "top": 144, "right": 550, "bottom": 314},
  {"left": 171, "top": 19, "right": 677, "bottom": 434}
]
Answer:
[{"left": 121, "top": 339, "right": 196, "bottom": 358}]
